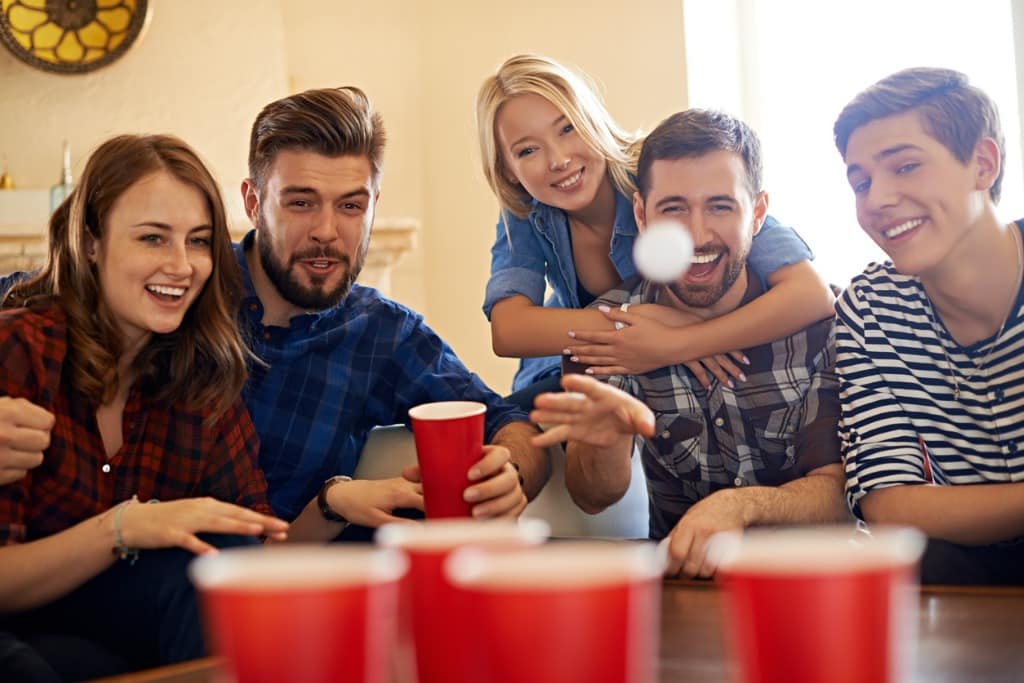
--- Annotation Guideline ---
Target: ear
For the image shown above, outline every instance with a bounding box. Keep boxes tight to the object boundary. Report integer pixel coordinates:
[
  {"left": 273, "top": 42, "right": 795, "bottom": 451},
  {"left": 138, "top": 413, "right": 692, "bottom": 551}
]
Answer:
[
  {"left": 751, "top": 191, "right": 769, "bottom": 237},
  {"left": 241, "top": 179, "right": 260, "bottom": 225},
  {"left": 632, "top": 191, "right": 647, "bottom": 232},
  {"left": 973, "top": 137, "right": 1001, "bottom": 194},
  {"left": 85, "top": 233, "right": 98, "bottom": 263}
]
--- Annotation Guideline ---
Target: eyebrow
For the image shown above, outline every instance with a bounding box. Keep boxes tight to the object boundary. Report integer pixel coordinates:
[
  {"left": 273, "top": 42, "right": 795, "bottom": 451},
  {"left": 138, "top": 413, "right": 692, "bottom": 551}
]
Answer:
[
  {"left": 131, "top": 222, "right": 213, "bottom": 232},
  {"left": 508, "top": 114, "right": 568, "bottom": 149},
  {"left": 846, "top": 143, "right": 922, "bottom": 177},
  {"left": 280, "top": 186, "right": 372, "bottom": 200},
  {"left": 653, "top": 194, "right": 737, "bottom": 210}
]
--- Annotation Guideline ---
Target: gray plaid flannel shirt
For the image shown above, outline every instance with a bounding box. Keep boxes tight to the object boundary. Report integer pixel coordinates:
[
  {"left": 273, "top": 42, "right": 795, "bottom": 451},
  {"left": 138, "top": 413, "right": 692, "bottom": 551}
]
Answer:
[{"left": 594, "top": 273, "right": 841, "bottom": 540}]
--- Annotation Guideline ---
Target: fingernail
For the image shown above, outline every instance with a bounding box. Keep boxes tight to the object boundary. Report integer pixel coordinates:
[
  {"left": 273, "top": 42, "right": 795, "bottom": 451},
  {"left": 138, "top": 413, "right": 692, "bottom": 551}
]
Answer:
[
  {"left": 562, "top": 348, "right": 572, "bottom": 355},
  {"left": 468, "top": 467, "right": 481, "bottom": 480},
  {"left": 727, "top": 379, "right": 735, "bottom": 389},
  {"left": 742, "top": 355, "right": 751, "bottom": 365},
  {"left": 464, "top": 489, "right": 480, "bottom": 502},
  {"left": 570, "top": 356, "right": 579, "bottom": 362},
  {"left": 567, "top": 331, "right": 577, "bottom": 339},
  {"left": 598, "top": 305, "right": 611, "bottom": 313},
  {"left": 585, "top": 368, "right": 594, "bottom": 375},
  {"left": 739, "top": 372, "right": 747, "bottom": 382}
]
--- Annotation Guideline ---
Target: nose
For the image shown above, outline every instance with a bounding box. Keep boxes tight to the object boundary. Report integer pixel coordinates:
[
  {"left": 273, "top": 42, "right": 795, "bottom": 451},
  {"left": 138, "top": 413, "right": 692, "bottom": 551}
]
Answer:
[
  {"left": 684, "top": 213, "right": 712, "bottom": 249},
  {"left": 864, "top": 176, "right": 898, "bottom": 212},
  {"left": 165, "top": 241, "right": 194, "bottom": 277},
  {"left": 548, "top": 140, "right": 571, "bottom": 172},
  {"left": 308, "top": 208, "right": 340, "bottom": 245}
]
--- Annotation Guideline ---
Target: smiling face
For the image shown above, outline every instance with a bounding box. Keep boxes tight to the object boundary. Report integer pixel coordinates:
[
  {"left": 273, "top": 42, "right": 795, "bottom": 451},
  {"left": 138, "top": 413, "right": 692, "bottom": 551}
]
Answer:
[
  {"left": 244, "top": 149, "right": 378, "bottom": 321},
  {"left": 93, "top": 170, "right": 214, "bottom": 352},
  {"left": 634, "top": 150, "right": 767, "bottom": 313},
  {"left": 495, "top": 93, "right": 609, "bottom": 215},
  {"left": 844, "top": 110, "right": 997, "bottom": 276}
]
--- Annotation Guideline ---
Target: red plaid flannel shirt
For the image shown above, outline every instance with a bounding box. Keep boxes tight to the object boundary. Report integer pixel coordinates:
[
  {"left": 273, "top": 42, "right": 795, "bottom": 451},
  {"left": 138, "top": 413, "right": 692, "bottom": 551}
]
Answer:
[{"left": 0, "top": 303, "right": 270, "bottom": 545}]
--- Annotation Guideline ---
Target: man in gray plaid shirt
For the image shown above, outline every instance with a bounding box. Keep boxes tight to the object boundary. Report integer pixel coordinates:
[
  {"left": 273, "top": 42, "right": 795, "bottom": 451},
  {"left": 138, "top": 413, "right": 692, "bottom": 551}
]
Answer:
[{"left": 531, "top": 109, "right": 849, "bottom": 578}]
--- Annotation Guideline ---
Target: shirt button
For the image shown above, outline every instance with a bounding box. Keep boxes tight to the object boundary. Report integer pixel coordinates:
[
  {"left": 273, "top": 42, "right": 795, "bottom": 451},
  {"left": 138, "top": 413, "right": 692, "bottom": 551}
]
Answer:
[
  {"left": 661, "top": 430, "right": 671, "bottom": 439},
  {"left": 249, "top": 303, "right": 259, "bottom": 312},
  {"left": 733, "top": 477, "right": 744, "bottom": 486},
  {"left": 714, "top": 417, "right": 725, "bottom": 427},
  {"left": 1009, "top": 442, "right": 1018, "bottom": 454},
  {"left": 263, "top": 332, "right": 271, "bottom": 340},
  {"left": 101, "top": 464, "right": 111, "bottom": 473},
  {"left": 995, "top": 387, "right": 1005, "bottom": 401}
]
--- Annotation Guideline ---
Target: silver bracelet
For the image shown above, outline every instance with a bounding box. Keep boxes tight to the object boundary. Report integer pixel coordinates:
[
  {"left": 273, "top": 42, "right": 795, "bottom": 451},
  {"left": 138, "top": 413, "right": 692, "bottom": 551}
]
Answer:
[{"left": 112, "top": 495, "right": 159, "bottom": 566}]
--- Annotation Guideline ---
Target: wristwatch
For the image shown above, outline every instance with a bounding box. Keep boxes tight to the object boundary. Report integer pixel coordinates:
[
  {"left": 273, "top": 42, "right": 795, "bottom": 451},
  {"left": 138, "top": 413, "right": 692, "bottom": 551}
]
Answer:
[{"left": 317, "top": 475, "right": 352, "bottom": 525}]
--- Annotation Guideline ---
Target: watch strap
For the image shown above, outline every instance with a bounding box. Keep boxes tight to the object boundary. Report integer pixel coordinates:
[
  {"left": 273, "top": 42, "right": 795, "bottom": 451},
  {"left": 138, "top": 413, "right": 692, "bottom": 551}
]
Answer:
[{"left": 317, "top": 475, "right": 352, "bottom": 524}]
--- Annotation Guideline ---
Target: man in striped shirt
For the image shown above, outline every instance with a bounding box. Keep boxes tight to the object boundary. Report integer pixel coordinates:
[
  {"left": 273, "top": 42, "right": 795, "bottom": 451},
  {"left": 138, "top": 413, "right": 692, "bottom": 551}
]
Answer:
[
  {"left": 531, "top": 110, "right": 849, "bottom": 578},
  {"left": 835, "top": 68, "right": 1024, "bottom": 584}
]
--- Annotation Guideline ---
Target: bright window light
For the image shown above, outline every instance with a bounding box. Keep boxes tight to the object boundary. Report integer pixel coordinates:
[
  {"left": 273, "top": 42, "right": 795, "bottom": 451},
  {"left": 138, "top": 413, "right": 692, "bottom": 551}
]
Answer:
[{"left": 684, "top": 0, "right": 1022, "bottom": 287}]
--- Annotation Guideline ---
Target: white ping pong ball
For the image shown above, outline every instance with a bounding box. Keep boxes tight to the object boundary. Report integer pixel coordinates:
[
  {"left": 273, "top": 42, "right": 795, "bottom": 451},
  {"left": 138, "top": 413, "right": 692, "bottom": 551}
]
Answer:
[{"left": 633, "top": 221, "right": 693, "bottom": 283}]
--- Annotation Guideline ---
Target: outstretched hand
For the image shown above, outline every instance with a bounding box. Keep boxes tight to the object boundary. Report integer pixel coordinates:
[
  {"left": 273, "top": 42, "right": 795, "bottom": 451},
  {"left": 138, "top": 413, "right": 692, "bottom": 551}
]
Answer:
[
  {"left": 529, "top": 374, "right": 654, "bottom": 449},
  {"left": 118, "top": 497, "right": 290, "bottom": 555}
]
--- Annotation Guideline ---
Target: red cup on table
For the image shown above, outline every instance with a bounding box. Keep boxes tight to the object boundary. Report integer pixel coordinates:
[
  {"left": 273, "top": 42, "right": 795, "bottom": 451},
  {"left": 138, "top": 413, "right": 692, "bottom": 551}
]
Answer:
[
  {"left": 376, "top": 518, "right": 550, "bottom": 683},
  {"left": 408, "top": 400, "right": 487, "bottom": 518},
  {"left": 445, "top": 541, "right": 663, "bottom": 683},
  {"left": 712, "top": 526, "right": 926, "bottom": 683},
  {"left": 189, "top": 546, "right": 406, "bottom": 683}
]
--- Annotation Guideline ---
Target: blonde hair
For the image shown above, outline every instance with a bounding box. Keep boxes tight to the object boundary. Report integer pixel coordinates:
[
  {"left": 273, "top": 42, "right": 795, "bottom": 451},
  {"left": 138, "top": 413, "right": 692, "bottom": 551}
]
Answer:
[{"left": 476, "top": 54, "right": 642, "bottom": 218}]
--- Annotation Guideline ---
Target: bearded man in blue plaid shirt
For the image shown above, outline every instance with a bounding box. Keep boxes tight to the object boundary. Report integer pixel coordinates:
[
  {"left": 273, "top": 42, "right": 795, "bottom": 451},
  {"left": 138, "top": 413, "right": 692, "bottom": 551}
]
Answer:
[
  {"left": 531, "top": 110, "right": 849, "bottom": 578},
  {"left": 233, "top": 86, "right": 549, "bottom": 535}
]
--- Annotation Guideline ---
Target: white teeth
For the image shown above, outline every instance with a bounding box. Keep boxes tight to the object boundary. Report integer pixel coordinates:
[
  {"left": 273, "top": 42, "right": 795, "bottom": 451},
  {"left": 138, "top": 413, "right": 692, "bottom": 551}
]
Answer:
[
  {"left": 883, "top": 218, "right": 924, "bottom": 239},
  {"left": 555, "top": 170, "right": 582, "bottom": 189},
  {"left": 310, "top": 261, "right": 330, "bottom": 268},
  {"left": 146, "top": 285, "right": 185, "bottom": 297},
  {"left": 691, "top": 252, "right": 720, "bottom": 265}
]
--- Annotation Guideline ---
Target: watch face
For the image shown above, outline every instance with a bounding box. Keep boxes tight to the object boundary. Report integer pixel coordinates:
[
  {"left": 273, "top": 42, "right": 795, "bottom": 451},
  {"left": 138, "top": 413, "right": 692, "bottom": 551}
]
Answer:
[{"left": 0, "top": 0, "right": 151, "bottom": 74}]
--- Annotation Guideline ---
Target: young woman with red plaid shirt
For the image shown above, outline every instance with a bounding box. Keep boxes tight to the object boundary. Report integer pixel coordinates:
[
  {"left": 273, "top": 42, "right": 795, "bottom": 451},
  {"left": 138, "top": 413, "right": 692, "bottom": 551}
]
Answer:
[{"left": 0, "top": 135, "right": 287, "bottom": 681}]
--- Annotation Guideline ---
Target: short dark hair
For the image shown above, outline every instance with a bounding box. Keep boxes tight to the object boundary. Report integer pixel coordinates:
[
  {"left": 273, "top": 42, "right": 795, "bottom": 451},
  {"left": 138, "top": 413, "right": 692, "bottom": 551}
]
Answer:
[
  {"left": 834, "top": 67, "right": 1004, "bottom": 202},
  {"left": 248, "top": 86, "right": 386, "bottom": 193},
  {"left": 636, "top": 109, "right": 762, "bottom": 198}
]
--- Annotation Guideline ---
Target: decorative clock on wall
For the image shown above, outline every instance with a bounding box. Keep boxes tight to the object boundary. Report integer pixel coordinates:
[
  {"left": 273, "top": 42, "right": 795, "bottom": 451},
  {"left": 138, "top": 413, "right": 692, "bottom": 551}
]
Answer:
[{"left": 0, "top": 0, "right": 150, "bottom": 74}]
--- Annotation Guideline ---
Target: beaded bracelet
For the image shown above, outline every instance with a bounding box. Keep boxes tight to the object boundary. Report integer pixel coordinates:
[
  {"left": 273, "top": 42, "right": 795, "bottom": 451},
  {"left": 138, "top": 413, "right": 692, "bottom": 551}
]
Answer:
[{"left": 112, "top": 495, "right": 159, "bottom": 566}]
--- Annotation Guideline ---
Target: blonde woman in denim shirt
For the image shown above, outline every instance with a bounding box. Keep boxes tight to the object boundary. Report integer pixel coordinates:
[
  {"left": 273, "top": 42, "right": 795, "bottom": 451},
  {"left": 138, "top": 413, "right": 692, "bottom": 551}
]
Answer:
[{"left": 477, "top": 54, "right": 835, "bottom": 408}]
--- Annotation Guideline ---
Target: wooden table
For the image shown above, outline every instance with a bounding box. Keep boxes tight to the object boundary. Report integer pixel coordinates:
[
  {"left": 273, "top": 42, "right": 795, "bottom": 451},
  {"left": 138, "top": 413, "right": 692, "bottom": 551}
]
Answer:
[{"left": 91, "top": 582, "right": 1024, "bottom": 682}]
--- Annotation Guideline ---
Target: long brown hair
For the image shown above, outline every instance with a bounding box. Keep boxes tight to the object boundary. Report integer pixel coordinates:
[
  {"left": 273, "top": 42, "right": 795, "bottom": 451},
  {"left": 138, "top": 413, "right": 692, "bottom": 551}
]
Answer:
[{"left": 4, "top": 134, "right": 248, "bottom": 422}]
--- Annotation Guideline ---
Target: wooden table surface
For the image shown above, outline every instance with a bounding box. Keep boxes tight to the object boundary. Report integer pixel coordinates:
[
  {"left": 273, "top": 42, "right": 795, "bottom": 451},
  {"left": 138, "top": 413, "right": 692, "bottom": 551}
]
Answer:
[{"left": 91, "top": 582, "right": 1024, "bottom": 683}]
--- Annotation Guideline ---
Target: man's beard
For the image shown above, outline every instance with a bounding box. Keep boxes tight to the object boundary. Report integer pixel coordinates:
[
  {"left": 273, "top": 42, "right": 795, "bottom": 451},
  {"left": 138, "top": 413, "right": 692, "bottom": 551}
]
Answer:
[
  {"left": 256, "top": 212, "right": 365, "bottom": 311},
  {"left": 667, "top": 247, "right": 746, "bottom": 309}
]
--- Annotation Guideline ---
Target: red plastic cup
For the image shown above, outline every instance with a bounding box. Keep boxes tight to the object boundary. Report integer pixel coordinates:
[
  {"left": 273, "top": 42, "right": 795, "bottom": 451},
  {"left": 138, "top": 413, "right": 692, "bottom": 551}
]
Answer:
[
  {"left": 408, "top": 401, "right": 487, "bottom": 518},
  {"left": 712, "top": 526, "right": 925, "bottom": 683},
  {"left": 377, "top": 518, "right": 550, "bottom": 683},
  {"left": 189, "top": 546, "right": 407, "bottom": 683},
  {"left": 445, "top": 541, "right": 663, "bottom": 683}
]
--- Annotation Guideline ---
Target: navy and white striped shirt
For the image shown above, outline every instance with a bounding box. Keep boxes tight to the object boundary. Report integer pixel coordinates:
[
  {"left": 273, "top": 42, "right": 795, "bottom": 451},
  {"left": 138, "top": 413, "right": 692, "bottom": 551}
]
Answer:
[{"left": 835, "top": 222, "right": 1024, "bottom": 518}]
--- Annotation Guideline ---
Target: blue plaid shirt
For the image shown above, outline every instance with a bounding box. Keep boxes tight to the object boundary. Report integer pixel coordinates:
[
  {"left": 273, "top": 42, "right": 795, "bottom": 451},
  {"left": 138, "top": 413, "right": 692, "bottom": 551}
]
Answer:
[{"left": 234, "top": 232, "right": 528, "bottom": 519}]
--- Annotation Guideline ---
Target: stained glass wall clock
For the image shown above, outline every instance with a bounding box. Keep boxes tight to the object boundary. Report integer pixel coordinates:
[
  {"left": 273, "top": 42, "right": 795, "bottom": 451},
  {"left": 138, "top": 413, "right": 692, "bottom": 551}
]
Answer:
[{"left": 0, "top": 0, "right": 150, "bottom": 74}]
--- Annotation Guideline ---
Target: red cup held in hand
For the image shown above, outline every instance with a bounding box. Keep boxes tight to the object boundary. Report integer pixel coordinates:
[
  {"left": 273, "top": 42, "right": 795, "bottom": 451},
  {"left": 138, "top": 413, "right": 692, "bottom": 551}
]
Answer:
[{"left": 408, "top": 401, "right": 486, "bottom": 518}]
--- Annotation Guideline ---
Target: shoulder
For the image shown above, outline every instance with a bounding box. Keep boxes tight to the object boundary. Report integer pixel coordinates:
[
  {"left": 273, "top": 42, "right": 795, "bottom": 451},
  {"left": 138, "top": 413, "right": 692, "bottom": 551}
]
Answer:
[
  {"left": 0, "top": 303, "right": 65, "bottom": 355},
  {"left": 839, "top": 262, "right": 921, "bottom": 314}
]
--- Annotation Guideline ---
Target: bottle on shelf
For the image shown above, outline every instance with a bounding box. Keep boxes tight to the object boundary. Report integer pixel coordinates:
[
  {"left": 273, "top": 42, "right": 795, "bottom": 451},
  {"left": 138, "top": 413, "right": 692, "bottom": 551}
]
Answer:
[{"left": 49, "top": 140, "right": 73, "bottom": 213}]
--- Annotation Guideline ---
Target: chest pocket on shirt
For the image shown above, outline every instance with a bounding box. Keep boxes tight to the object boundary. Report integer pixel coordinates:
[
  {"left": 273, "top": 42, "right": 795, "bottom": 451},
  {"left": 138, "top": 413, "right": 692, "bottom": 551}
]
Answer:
[
  {"left": 648, "top": 411, "right": 703, "bottom": 481},
  {"left": 749, "top": 405, "right": 798, "bottom": 483}
]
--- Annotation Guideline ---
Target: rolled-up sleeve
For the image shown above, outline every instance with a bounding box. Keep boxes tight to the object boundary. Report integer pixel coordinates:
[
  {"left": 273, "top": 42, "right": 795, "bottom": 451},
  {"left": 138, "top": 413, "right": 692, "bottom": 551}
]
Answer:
[
  {"left": 482, "top": 212, "right": 549, "bottom": 319},
  {"left": 748, "top": 215, "right": 815, "bottom": 278},
  {"left": 793, "top": 322, "right": 842, "bottom": 477}
]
